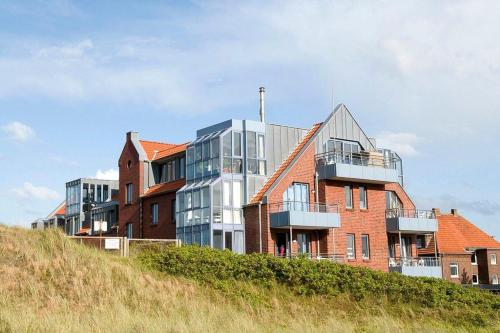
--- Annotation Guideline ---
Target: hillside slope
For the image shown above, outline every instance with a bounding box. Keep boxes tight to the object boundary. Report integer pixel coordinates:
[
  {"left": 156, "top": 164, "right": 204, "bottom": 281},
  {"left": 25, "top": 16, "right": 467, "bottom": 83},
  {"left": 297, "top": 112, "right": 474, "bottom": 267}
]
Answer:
[{"left": 0, "top": 226, "right": 498, "bottom": 333}]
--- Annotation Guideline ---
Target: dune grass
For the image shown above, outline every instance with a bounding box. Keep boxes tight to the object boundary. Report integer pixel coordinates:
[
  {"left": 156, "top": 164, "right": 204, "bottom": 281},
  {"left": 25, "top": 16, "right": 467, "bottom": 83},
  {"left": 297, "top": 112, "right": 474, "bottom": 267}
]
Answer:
[{"left": 0, "top": 226, "right": 498, "bottom": 333}]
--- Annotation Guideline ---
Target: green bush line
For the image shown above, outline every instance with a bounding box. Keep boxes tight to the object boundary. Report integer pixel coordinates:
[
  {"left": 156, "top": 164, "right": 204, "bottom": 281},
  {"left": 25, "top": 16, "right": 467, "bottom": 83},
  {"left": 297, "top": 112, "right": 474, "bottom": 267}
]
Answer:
[{"left": 138, "top": 245, "right": 500, "bottom": 312}]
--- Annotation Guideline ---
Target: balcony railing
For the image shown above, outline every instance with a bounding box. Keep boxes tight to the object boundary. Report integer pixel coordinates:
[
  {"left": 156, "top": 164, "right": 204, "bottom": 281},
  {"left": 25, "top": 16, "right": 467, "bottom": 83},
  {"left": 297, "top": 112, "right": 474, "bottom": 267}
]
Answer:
[
  {"left": 315, "top": 151, "right": 399, "bottom": 170},
  {"left": 388, "top": 257, "right": 441, "bottom": 268},
  {"left": 385, "top": 208, "right": 436, "bottom": 219},
  {"left": 269, "top": 201, "right": 340, "bottom": 214}
]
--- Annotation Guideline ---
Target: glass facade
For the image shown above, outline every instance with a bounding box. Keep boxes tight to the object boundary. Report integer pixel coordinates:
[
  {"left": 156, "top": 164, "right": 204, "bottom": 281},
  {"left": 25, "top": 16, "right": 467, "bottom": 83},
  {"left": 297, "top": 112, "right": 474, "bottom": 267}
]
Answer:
[{"left": 176, "top": 123, "right": 266, "bottom": 253}]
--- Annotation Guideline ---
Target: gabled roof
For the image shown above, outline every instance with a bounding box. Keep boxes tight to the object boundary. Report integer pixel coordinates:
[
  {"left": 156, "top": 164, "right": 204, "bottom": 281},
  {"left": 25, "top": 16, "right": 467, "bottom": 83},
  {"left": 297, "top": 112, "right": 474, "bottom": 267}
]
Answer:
[
  {"left": 250, "top": 123, "right": 322, "bottom": 204},
  {"left": 153, "top": 143, "right": 189, "bottom": 161},
  {"left": 436, "top": 213, "right": 500, "bottom": 254},
  {"left": 139, "top": 140, "right": 179, "bottom": 160},
  {"left": 141, "top": 179, "right": 185, "bottom": 198},
  {"left": 47, "top": 201, "right": 66, "bottom": 218}
]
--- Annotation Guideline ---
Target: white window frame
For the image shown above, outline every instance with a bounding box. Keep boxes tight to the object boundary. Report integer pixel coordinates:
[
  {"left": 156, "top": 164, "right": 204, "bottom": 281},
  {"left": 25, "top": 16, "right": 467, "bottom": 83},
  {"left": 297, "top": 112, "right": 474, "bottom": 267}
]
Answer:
[
  {"left": 491, "top": 253, "right": 497, "bottom": 265},
  {"left": 450, "top": 263, "right": 459, "bottom": 278},
  {"left": 345, "top": 185, "right": 353, "bottom": 209},
  {"left": 472, "top": 274, "right": 479, "bottom": 285},
  {"left": 492, "top": 275, "right": 499, "bottom": 285},
  {"left": 359, "top": 186, "right": 367, "bottom": 210},
  {"left": 347, "top": 234, "right": 356, "bottom": 259},
  {"left": 471, "top": 252, "right": 478, "bottom": 265},
  {"left": 152, "top": 203, "right": 159, "bottom": 225},
  {"left": 361, "top": 234, "right": 370, "bottom": 260}
]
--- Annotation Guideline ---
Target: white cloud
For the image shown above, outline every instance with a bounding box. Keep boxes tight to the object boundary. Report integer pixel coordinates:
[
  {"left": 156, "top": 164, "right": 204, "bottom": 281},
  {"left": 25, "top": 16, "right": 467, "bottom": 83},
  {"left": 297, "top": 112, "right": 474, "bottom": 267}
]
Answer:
[
  {"left": 375, "top": 132, "right": 421, "bottom": 156},
  {"left": 95, "top": 168, "right": 119, "bottom": 180},
  {"left": 2, "top": 121, "right": 35, "bottom": 142},
  {"left": 12, "top": 183, "right": 60, "bottom": 200}
]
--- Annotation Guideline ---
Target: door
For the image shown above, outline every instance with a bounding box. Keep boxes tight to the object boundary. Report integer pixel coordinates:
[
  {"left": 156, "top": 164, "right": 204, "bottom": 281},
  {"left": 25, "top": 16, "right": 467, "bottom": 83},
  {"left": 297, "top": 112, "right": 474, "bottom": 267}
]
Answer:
[
  {"left": 275, "top": 233, "right": 288, "bottom": 257},
  {"left": 400, "top": 236, "right": 412, "bottom": 260},
  {"left": 224, "top": 231, "right": 232, "bottom": 251},
  {"left": 297, "top": 233, "right": 311, "bottom": 255}
]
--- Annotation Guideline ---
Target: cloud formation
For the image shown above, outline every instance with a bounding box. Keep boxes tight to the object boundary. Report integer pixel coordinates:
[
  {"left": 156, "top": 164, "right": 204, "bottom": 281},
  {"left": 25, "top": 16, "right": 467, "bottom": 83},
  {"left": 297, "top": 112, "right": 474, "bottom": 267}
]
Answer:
[
  {"left": 376, "top": 132, "right": 421, "bottom": 156},
  {"left": 95, "top": 168, "right": 119, "bottom": 180},
  {"left": 2, "top": 121, "right": 35, "bottom": 142},
  {"left": 12, "top": 183, "right": 60, "bottom": 200}
]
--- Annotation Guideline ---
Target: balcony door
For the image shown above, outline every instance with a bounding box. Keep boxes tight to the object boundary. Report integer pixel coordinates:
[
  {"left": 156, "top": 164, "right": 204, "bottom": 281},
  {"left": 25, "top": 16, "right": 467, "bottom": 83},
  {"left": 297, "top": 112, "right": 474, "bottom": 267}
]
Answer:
[
  {"left": 297, "top": 233, "right": 311, "bottom": 255},
  {"left": 283, "top": 183, "right": 309, "bottom": 212},
  {"left": 401, "top": 236, "right": 412, "bottom": 259}
]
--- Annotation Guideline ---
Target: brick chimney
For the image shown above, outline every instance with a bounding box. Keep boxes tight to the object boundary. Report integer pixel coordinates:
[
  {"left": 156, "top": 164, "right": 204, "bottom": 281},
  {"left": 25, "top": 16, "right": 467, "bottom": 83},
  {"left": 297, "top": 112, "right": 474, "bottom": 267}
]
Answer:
[
  {"left": 432, "top": 208, "right": 441, "bottom": 216},
  {"left": 451, "top": 208, "right": 459, "bottom": 216}
]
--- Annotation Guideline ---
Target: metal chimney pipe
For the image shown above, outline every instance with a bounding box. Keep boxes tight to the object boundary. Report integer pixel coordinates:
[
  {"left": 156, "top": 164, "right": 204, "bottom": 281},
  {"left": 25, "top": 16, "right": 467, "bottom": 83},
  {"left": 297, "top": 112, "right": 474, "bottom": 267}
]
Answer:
[{"left": 259, "top": 87, "right": 265, "bottom": 122}]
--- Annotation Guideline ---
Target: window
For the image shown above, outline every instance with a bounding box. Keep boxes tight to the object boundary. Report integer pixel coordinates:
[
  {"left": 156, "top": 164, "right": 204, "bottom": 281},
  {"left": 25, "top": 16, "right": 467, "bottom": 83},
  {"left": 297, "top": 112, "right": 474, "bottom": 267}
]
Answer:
[
  {"left": 103, "top": 185, "right": 109, "bottom": 201},
  {"left": 151, "top": 203, "right": 159, "bottom": 225},
  {"left": 386, "top": 191, "right": 402, "bottom": 210},
  {"left": 126, "top": 183, "right": 133, "bottom": 204},
  {"left": 247, "top": 132, "right": 266, "bottom": 175},
  {"left": 233, "top": 132, "right": 242, "bottom": 157},
  {"left": 225, "top": 231, "right": 233, "bottom": 251},
  {"left": 297, "top": 233, "right": 311, "bottom": 254},
  {"left": 171, "top": 200, "right": 176, "bottom": 224},
  {"left": 247, "top": 131, "right": 257, "bottom": 158},
  {"left": 233, "top": 181, "right": 242, "bottom": 208},
  {"left": 347, "top": 234, "right": 356, "bottom": 259},
  {"left": 472, "top": 274, "right": 479, "bottom": 285},
  {"left": 359, "top": 186, "right": 367, "bottom": 209},
  {"left": 450, "top": 263, "right": 459, "bottom": 278},
  {"left": 361, "top": 234, "right": 370, "bottom": 259},
  {"left": 127, "top": 223, "right": 133, "bottom": 238},
  {"left": 222, "top": 132, "right": 232, "bottom": 157},
  {"left": 258, "top": 134, "right": 265, "bottom": 159},
  {"left": 492, "top": 275, "right": 499, "bottom": 285},
  {"left": 416, "top": 235, "right": 426, "bottom": 249},
  {"left": 97, "top": 185, "right": 102, "bottom": 203},
  {"left": 491, "top": 254, "right": 497, "bottom": 265},
  {"left": 283, "top": 183, "right": 309, "bottom": 211},
  {"left": 471, "top": 252, "right": 477, "bottom": 265},
  {"left": 213, "top": 230, "right": 223, "bottom": 249},
  {"left": 345, "top": 185, "right": 353, "bottom": 209}
]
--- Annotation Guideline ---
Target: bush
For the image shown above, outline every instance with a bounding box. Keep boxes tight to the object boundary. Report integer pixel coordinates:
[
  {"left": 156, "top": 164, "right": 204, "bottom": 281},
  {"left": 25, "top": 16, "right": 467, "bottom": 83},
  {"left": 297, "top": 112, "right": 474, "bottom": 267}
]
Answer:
[{"left": 138, "top": 245, "right": 500, "bottom": 313}]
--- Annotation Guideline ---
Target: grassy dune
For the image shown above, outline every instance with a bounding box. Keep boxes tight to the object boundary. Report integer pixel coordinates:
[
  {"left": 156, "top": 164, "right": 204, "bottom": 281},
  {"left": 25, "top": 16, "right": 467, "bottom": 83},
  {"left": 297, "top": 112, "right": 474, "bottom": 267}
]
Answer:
[{"left": 0, "top": 226, "right": 498, "bottom": 333}]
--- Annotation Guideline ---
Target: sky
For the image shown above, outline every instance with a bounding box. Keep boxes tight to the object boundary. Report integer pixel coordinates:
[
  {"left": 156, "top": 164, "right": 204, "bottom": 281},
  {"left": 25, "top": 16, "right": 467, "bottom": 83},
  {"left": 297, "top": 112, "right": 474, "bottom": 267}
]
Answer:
[{"left": 0, "top": 0, "right": 499, "bottom": 239}]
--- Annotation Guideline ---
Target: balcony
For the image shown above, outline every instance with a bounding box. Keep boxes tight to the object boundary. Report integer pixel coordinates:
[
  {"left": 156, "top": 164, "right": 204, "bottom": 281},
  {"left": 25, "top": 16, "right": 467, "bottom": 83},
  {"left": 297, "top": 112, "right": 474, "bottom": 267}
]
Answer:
[
  {"left": 316, "top": 151, "right": 401, "bottom": 184},
  {"left": 269, "top": 201, "right": 341, "bottom": 229},
  {"left": 389, "top": 257, "right": 442, "bottom": 278},
  {"left": 386, "top": 209, "right": 438, "bottom": 233}
]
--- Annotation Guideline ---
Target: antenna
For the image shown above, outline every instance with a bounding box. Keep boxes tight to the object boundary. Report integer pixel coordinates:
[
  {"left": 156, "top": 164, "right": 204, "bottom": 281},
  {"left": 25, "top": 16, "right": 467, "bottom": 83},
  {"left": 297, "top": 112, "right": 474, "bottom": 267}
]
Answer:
[{"left": 331, "top": 87, "right": 335, "bottom": 111}]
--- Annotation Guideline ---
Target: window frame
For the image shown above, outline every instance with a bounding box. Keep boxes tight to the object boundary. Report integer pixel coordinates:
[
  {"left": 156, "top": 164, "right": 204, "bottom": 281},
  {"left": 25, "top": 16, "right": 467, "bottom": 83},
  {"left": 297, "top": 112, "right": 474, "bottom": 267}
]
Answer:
[
  {"left": 359, "top": 186, "right": 367, "bottom": 210},
  {"left": 491, "top": 253, "right": 497, "bottom": 265},
  {"left": 450, "top": 263, "right": 459, "bottom": 278},
  {"left": 472, "top": 274, "right": 479, "bottom": 285},
  {"left": 344, "top": 185, "right": 353, "bottom": 209},
  {"left": 347, "top": 234, "right": 356, "bottom": 259},
  {"left": 361, "top": 234, "right": 370, "bottom": 260},
  {"left": 471, "top": 252, "right": 478, "bottom": 265},
  {"left": 126, "top": 183, "right": 133, "bottom": 204},
  {"left": 151, "top": 203, "right": 159, "bottom": 225}
]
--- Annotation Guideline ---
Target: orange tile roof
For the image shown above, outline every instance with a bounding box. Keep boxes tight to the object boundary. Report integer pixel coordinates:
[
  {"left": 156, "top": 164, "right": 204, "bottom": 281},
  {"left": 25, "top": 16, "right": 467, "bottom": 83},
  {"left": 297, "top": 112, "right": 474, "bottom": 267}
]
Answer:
[
  {"left": 55, "top": 203, "right": 66, "bottom": 216},
  {"left": 139, "top": 140, "right": 179, "bottom": 160},
  {"left": 141, "top": 179, "right": 186, "bottom": 198},
  {"left": 250, "top": 123, "right": 322, "bottom": 204},
  {"left": 153, "top": 143, "right": 189, "bottom": 161},
  {"left": 436, "top": 214, "right": 500, "bottom": 254},
  {"left": 75, "top": 228, "right": 90, "bottom": 236}
]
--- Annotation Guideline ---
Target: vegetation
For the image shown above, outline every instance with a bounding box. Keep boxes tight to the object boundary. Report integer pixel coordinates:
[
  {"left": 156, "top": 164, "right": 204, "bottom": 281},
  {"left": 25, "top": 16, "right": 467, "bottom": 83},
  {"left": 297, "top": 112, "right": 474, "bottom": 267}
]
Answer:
[{"left": 0, "top": 226, "right": 498, "bottom": 332}]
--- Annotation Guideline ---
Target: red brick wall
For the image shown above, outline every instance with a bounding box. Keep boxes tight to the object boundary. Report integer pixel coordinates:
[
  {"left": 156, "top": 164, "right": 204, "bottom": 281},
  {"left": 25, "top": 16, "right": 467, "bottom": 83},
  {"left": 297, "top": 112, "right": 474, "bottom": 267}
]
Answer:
[
  {"left": 118, "top": 137, "right": 144, "bottom": 237},
  {"left": 319, "top": 180, "right": 390, "bottom": 271},
  {"left": 477, "top": 249, "right": 500, "bottom": 285},
  {"left": 442, "top": 254, "right": 477, "bottom": 284},
  {"left": 142, "top": 192, "right": 178, "bottom": 239}
]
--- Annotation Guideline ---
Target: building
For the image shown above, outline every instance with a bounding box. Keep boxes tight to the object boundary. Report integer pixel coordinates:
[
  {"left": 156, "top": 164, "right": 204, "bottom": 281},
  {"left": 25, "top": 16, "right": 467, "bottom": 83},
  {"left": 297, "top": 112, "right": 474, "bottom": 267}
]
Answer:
[
  {"left": 65, "top": 178, "right": 119, "bottom": 235},
  {"left": 31, "top": 201, "right": 66, "bottom": 230},
  {"left": 116, "top": 88, "right": 498, "bottom": 281},
  {"left": 419, "top": 209, "right": 500, "bottom": 288},
  {"left": 118, "top": 132, "right": 188, "bottom": 239}
]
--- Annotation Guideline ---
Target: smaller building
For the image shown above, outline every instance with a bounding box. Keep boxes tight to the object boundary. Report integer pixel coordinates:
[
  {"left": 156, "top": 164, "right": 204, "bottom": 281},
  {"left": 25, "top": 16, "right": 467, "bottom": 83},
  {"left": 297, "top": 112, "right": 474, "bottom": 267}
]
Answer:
[
  {"left": 420, "top": 209, "right": 500, "bottom": 289},
  {"left": 31, "top": 201, "right": 66, "bottom": 230},
  {"left": 65, "top": 178, "right": 119, "bottom": 235}
]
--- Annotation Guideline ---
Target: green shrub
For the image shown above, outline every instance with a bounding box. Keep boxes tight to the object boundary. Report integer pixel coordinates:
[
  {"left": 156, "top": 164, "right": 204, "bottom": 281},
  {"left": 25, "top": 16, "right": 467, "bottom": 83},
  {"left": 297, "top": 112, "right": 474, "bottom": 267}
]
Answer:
[{"left": 138, "top": 245, "right": 499, "bottom": 311}]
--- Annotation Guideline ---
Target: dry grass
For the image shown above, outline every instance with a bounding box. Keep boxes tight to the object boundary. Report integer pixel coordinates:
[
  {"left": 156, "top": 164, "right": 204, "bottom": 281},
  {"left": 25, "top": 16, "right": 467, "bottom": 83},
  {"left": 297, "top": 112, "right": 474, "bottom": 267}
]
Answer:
[{"left": 0, "top": 226, "right": 494, "bottom": 333}]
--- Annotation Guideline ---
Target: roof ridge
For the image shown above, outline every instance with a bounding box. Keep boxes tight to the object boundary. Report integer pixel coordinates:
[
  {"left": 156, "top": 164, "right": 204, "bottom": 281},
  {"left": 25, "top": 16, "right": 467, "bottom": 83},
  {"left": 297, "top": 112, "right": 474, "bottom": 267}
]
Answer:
[
  {"left": 157, "top": 141, "right": 191, "bottom": 153},
  {"left": 249, "top": 123, "right": 322, "bottom": 204},
  {"left": 139, "top": 139, "right": 178, "bottom": 146}
]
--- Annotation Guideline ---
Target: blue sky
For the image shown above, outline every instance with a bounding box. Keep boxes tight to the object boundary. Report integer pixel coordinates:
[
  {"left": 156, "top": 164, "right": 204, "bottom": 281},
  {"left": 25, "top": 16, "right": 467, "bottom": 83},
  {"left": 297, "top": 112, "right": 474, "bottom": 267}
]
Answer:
[{"left": 1, "top": 0, "right": 499, "bottom": 239}]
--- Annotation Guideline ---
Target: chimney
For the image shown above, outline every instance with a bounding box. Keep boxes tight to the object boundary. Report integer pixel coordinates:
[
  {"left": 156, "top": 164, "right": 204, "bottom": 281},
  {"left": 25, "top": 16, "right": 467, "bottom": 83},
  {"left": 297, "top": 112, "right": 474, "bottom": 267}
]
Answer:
[
  {"left": 127, "top": 131, "right": 139, "bottom": 142},
  {"left": 432, "top": 208, "right": 441, "bottom": 216},
  {"left": 451, "top": 208, "right": 459, "bottom": 216},
  {"left": 259, "top": 87, "right": 265, "bottom": 122}
]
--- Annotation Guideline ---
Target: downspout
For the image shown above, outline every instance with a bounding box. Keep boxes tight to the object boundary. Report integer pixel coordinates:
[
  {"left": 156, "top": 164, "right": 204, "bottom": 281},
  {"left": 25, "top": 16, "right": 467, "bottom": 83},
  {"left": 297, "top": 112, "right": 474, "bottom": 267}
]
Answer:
[
  {"left": 258, "top": 201, "right": 263, "bottom": 253},
  {"left": 139, "top": 198, "right": 143, "bottom": 239}
]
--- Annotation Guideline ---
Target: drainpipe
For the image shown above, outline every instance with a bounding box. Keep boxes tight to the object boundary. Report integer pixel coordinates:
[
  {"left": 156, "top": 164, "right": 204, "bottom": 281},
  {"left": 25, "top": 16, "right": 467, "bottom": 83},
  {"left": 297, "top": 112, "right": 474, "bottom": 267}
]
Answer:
[
  {"left": 314, "top": 171, "right": 319, "bottom": 206},
  {"left": 139, "top": 198, "right": 143, "bottom": 239},
  {"left": 258, "top": 201, "right": 263, "bottom": 253}
]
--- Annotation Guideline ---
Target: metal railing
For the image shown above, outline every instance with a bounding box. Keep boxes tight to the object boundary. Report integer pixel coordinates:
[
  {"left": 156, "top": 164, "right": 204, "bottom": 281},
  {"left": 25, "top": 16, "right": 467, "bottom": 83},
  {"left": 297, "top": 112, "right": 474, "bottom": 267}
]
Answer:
[
  {"left": 315, "top": 151, "right": 399, "bottom": 169},
  {"left": 268, "top": 201, "right": 340, "bottom": 214},
  {"left": 388, "top": 257, "right": 441, "bottom": 268},
  {"left": 385, "top": 208, "right": 436, "bottom": 219},
  {"left": 276, "top": 252, "right": 345, "bottom": 263}
]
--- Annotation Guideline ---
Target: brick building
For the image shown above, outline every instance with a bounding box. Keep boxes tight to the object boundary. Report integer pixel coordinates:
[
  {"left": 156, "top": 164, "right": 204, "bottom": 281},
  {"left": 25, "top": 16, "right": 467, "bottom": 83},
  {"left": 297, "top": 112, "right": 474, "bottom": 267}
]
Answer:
[
  {"left": 118, "top": 131, "right": 188, "bottom": 239},
  {"left": 419, "top": 209, "right": 500, "bottom": 288}
]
